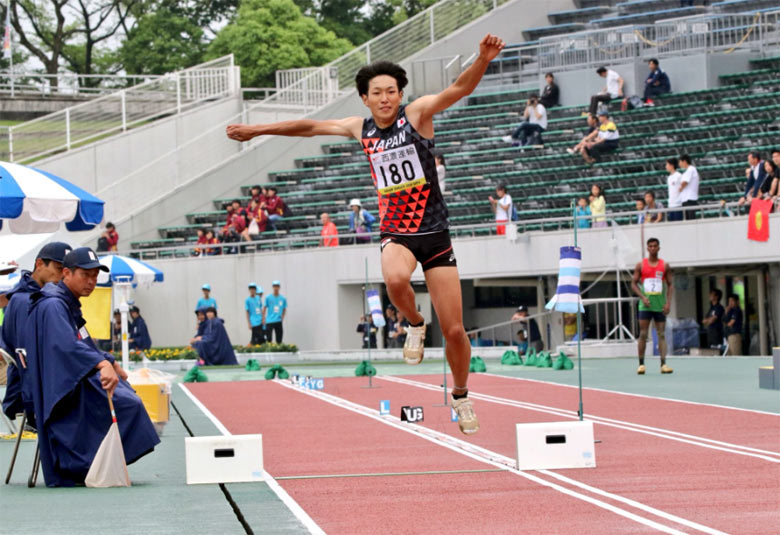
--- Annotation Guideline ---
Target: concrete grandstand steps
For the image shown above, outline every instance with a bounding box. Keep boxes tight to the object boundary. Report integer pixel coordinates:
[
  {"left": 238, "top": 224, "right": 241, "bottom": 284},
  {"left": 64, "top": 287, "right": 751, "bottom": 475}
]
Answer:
[
  {"left": 750, "top": 55, "right": 780, "bottom": 70},
  {"left": 574, "top": 0, "right": 617, "bottom": 8},
  {"left": 713, "top": 0, "right": 780, "bottom": 12},
  {"left": 719, "top": 68, "right": 780, "bottom": 85},
  {"left": 592, "top": 5, "right": 705, "bottom": 27},
  {"left": 548, "top": 6, "right": 615, "bottom": 25}
]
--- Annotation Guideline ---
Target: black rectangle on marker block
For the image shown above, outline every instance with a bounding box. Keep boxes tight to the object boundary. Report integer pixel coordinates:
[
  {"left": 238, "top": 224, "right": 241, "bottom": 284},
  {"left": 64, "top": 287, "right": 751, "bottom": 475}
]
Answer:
[{"left": 545, "top": 434, "right": 567, "bottom": 444}]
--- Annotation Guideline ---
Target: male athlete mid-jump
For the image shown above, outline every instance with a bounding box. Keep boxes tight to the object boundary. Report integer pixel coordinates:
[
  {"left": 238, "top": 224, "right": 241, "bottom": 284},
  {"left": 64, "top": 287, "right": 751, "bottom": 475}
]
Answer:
[{"left": 227, "top": 34, "right": 506, "bottom": 435}]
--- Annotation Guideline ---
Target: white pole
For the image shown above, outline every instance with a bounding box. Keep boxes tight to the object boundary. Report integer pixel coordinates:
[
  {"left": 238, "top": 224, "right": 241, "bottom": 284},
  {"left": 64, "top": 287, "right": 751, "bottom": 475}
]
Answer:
[{"left": 117, "top": 282, "right": 131, "bottom": 370}]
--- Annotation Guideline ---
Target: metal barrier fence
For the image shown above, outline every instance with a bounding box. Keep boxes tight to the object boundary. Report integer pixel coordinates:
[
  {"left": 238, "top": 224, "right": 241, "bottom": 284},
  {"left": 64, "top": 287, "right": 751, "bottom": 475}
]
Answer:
[
  {"left": 121, "top": 201, "right": 753, "bottom": 259},
  {"left": 0, "top": 73, "right": 162, "bottom": 97},
  {"left": 4, "top": 55, "right": 238, "bottom": 163},
  {"left": 251, "top": 0, "right": 513, "bottom": 113},
  {"left": 486, "top": 10, "right": 780, "bottom": 85}
]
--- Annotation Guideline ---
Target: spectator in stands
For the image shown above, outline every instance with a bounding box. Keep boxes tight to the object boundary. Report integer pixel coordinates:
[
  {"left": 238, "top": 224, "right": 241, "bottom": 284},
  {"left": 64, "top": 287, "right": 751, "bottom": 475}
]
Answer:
[
  {"left": 512, "top": 306, "right": 542, "bottom": 352},
  {"left": 635, "top": 198, "right": 646, "bottom": 224},
  {"left": 250, "top": 185, "right": 266, "bottom": 205},
  {"left": 503, "top": 95, "right": 547, "bottom": 146},
  {"left": 589, "top": 66, "right": 623, "bottom": 116},
  {"left": 436, "top": 154, "right": 446, "bottom": 194},
  {"left": 576, "top": 197, "right": 591, "bottom": 228},
  {"left": 128, "top": 306, "right": 151, "bottom": 351},
  {"left": 348, "top": 198, "right": 376, "bottom": 243},
  {"left": 197, "top": 284, "right": 217, "bottom": 311},
  {"left": 488, "top": 184, "right": 513, "bottom": 235},
  {"left": 566, "top": 114, "right": 598, "bottom": 155},
  {"left": 644, "top": 191, "right": 664, "bottom": 223},
  {"left": 589, "top": 184, "right": 607, "bottom": 228},
  {"left": 582, "top": 111, "right": 619, "bottom": 164},
  {"left": 724, "top": 293, "right": 743, "bottom": 356},
  {"left": 221, "top": 205, "right": 247, "bottom": 252},
  {"left": 204, "top": 229, "right": 220, "bottom": 255},
  {"left": 678, "top": 154, "right": 700, "bottom": 220},
  {"left": 320, "top": 212, "right": 339, "bottom": 247},
  {"left": 540, "top": 72, "right": 559, "bottom": 109},
  {"left": 666, "top": 157, "right": 683, "bottom": 222},
  {"left": 643, "top": 59, "right": 671, "bottom": 103},
  {"left": 97, "top": 222, "right": 119, "bottom": 252},
  {"left": 193, "top": 228, "right": 208, "bottom": 256},
  {"left": 763, "top": 158, "right": 779, "bottom": 207},
  {"left": 230, "top": 199, "right": 247, "bottom": 222},
  {"left": 357, "top": 315, "right": 378, "bottom": 349},
  {"left": 265, "top": 187, "right": 286, "bottom": 230},
  {"left": 702, "top": 289, "right": 725, "bottom": 349},
  {"left": 739, "top": 151, "right": 767, "bottom": 206},
  {"left": 243, "top": 198, "right": 269, "bottom": 239}
]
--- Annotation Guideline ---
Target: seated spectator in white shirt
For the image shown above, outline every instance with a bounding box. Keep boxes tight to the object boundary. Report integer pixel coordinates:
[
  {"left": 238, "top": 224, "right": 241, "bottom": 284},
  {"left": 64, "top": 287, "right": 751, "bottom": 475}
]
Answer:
[
  {"left": 644, "top": 191, "right": 664, "bottom": 223},
  {"left": 589, "top": 66, "right": 623, "bottom": 115},
  {"left": 738, "top": 151, "right": 767, "bottom": 206},
  {"left": 666, "top": 157, "right": 683, "bottom": 222},
  {"left": 503, "top": 95, "right": 547, "bottom": 147},
  {"left": 582, "top": 111, "right": 619, "bottom": 164},
  {"left": 678, "top": 154, "right": 700, "bottom": 220},
  {"left": 488, "top": 184, "right": 513, "bottom": 235}
]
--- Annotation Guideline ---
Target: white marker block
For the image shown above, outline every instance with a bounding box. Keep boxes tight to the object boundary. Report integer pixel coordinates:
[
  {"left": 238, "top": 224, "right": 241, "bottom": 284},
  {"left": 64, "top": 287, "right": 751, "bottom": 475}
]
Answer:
[
  {"left": 185, "top": 434, "right": 264, "bottom": 484},
  {"left": 515, "top": 421, "right": 596, "bottom": 470}
]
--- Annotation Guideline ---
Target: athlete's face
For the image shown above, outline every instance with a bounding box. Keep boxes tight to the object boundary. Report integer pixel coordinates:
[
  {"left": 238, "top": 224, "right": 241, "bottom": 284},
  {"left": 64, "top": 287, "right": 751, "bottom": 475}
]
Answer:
[
  {"left": 362, "top": 75, "right": 402, "bottom": 126},
  {"left": 647, "top": 241, "right": 660, "bottom": 257}
]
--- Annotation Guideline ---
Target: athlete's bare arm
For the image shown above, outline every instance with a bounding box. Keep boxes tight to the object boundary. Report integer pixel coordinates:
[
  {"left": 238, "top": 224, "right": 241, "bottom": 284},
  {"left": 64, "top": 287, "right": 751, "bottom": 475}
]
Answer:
[
  {"left": 226, "top": 116, "right": 363, "bottom": 143},
  {"left": 405, "top": 34, "right": 505, "bottom": 138},
  {"left": 631, "top": 261, "right": 650, "bottom": 307},
  {"left": 663, "top": 264, "right": 673, "bottom": 314}
]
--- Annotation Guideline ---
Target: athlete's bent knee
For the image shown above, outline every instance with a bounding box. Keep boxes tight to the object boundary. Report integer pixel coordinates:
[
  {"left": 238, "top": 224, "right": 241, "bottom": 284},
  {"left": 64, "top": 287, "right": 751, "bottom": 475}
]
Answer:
[
  {"left": 442, "top": 324, "right": 466, "bottom": 343},
  {"left": 384, "top": 273, "right": 411, "bottom": 293}
]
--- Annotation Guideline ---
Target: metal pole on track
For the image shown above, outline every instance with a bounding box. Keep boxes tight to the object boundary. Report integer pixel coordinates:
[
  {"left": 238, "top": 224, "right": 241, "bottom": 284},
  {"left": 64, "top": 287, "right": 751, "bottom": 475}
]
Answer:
[
  {"left": 435, "top": 332, "right": 448, "bottom": 407},
  {"left": 573, "top": 201, "right": 584, "bottom": 421}
]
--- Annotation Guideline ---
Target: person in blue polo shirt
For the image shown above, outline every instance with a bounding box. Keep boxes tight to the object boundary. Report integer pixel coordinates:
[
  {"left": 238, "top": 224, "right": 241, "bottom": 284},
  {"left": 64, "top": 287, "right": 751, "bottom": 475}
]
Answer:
[
  {"left": 245, "top": 283, "right": 265, "bottom": 346},
  {"left": 263, "top": 280, "right": 287, "bottom": 343},
  {"left": 196, "top": 284, "right": 217, "bottom": 311}
]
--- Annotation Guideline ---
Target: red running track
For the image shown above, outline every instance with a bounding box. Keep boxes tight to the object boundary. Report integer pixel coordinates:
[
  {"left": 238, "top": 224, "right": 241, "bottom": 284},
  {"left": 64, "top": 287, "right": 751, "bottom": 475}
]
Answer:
[
  {"left": 186, "top": 380, "right": 694, "bottom": 534},
  {"left": 333, "top": 374, "right": 780, "bottom": 535}
]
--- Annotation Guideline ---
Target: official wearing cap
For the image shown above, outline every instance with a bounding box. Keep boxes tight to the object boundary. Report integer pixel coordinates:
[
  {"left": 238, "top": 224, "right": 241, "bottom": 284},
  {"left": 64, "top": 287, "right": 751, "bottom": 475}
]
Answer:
[
  {"left": 128, "top": 305, "right": 152, "bottom": 351},
  {"left": 245, "top": 283, "right": 265, "bottom": 346},
  {"left": 23, "top": 247, "right": 159, "bottom": 486},
  {"left": 197, "top": 283, "right": 217, "bottom": 311},
  {"left": 1, "top": 242, "right": 72, "bottom": 422}
]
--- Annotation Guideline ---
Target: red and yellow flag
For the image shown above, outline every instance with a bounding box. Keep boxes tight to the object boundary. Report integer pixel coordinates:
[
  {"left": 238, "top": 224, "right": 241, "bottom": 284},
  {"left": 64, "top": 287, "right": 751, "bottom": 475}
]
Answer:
[{"left": 747, "top": 198, "right": 772, "bottom": 242}]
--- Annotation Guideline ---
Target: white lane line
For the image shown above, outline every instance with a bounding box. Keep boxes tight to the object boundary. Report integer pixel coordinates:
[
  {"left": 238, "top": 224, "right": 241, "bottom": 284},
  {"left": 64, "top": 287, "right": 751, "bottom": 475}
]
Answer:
[
  {"left": 178, "top": 384, "right": 326, "bottom": 535},
  {"left": 274, "top": 380, "right": 729, "bottom": 535},
  {"left": 380, "top": 375, "right": 780, "bottom": 463},
  {"left": 481, "top": 372, "right": 780, "bottom": 416}
]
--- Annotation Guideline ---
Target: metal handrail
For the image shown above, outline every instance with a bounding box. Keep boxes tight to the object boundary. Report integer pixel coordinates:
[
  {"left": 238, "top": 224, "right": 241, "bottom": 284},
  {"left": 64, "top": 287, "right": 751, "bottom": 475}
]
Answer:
[{"left": 120, "top": 200, "right": 755, "bottom": 258}]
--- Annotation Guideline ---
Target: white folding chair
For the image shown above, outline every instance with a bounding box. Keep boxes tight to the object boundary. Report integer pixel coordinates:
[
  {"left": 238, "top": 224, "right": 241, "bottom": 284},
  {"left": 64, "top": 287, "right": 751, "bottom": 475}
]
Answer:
[{"left": 1, "top": 347, "right": 40, "bottom": 487}]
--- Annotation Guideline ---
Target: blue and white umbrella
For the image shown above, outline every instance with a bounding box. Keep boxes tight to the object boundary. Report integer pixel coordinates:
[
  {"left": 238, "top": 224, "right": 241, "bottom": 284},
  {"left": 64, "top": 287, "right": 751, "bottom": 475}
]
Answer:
[
  {"left": 0, "top": 271, "right": 21, "bottom": 292},
  {"left": 0, "top": 161, "right": 104, "bottom": 234},
  {"left": 97, "top": 255, "right": 164, "bottom": 287}
]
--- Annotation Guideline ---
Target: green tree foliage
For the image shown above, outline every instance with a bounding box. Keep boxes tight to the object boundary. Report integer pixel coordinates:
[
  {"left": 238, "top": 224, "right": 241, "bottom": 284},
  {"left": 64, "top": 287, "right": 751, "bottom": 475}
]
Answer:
[
  {"left": 206, "top": 0, "right": 352, "bottom": 88},
  {"left": 119, "top": 8, "right": 207, "bottom": 74}
]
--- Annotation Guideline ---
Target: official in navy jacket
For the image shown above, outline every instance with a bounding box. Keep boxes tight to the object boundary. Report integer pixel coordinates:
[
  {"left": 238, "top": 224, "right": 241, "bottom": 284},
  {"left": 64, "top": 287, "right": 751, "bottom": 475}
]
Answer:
[
  {"left": 23, "top": 247, "right": 159, "bottom": 487},
  {"left": 643, "top": 59, "right": 671, "bottom": 101},
  {"left": 742, "top": 151, "right": 768, "bottom": 202},
  {"left": 128, "top": 306, "right": 152, "bottom": 351},
  {"left": 1, "top": 242, "right": 71, "bottom": 421},
  {"left": 191, "top": 307, "right": 238, "bottom": 365}
]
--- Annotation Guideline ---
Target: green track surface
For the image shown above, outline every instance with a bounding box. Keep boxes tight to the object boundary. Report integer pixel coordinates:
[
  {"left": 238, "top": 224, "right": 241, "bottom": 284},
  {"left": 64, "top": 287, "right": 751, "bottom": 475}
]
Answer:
[{"left": 1, "top": 356, "right": 776, "bottom": 534}]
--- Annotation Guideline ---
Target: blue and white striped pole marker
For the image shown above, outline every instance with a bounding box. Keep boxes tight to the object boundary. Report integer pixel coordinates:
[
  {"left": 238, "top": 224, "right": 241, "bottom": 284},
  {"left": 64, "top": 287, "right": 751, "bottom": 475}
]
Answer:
[{"left": 544, "top": 246, "right": 584, "bottom": 314}]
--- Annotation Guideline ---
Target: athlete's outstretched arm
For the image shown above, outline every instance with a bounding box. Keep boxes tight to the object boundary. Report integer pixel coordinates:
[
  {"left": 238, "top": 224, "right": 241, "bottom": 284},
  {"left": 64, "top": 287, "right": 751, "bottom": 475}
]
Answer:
[
  {"left": 226, "top": 117, "right": 363, "bottom": 142},
  {"left": 406, "top": 34, "right": 505, "bottom": 123}
]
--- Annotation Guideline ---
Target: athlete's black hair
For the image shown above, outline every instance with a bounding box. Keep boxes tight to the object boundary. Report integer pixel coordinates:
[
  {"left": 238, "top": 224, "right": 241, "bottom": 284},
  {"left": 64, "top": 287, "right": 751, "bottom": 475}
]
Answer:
[
  {"left": 355, "top": 61, "right": 408, "bottom": 97},
  {"left": 647, "top": 237, "right": 660, "bottom": 246}
]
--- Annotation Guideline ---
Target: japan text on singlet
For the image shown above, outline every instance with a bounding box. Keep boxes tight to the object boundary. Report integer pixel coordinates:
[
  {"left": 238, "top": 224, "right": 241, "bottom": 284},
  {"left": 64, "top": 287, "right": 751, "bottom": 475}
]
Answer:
[{"left": 361, "top": 106, "right": 448, "bottom": 234}]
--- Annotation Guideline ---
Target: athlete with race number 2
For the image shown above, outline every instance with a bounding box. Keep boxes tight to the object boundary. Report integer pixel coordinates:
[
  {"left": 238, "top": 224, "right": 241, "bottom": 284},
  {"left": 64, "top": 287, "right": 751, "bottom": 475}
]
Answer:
[{"left": 226, "top": 34, "right": 506, "bottom": 435}]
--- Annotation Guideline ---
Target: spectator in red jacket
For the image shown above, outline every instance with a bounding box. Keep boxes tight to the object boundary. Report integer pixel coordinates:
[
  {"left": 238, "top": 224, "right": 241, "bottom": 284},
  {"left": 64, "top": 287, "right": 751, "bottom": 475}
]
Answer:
[
  {"left": 250, "top": 185, "right": 267, "bottom": 205},
  {"left": 265, "top": 187, "right": 286, "bottom": 230},
  {"left": 320, "top": 212, "right": 339, "bottom": 247},
  {"left": 194, "top": 228, "right": 209, "bottom": 256},
  {"left": 97, "top": 222, "right": 119, "bottom": 252},
  {"left": 242, "top": 199, "right": 269, "bottom": 240}
]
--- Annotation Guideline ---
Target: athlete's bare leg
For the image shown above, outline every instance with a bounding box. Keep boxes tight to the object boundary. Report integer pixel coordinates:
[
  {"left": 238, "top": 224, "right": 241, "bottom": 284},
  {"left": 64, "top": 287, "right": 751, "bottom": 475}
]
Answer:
[
  {"left": 655, "top": 321, "right": 667, "bottom": 365},
  {"left": 381, "top": 243, "right": 425, "bottom": 325},
  {"left": 637, "top": 318, "right": 650, "bottom": 365},
  {"left": 424, "top": 265, "right": 470, "bottom": 394}
]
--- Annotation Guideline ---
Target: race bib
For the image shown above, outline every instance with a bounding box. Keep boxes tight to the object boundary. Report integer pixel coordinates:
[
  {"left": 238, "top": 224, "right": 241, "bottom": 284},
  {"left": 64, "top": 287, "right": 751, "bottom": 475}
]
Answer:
[
  {"left": 274, "top": 306, "right": 280, "bottom": 313},
  {"left": 78, "top": 326, "right": 90, "bottom": 340},
  {"left": 643, "top": 278, "right": 663, "bottom": 295},
  {"left": 255, "top": 307, "right": 261, "bottom": 315},
  {"left": 370, "top": 145, "right": 427, "bottom": 195}
]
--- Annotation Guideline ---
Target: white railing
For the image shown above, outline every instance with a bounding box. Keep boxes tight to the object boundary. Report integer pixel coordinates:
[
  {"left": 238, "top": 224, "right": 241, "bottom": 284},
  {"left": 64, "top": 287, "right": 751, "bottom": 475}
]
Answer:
[
  {"left": 490, "top": 10, "right": 780, "bottom": 84},
  {"left": 253, "top": 0, "right": 514, "bottom": 113},
  {"left": 5, "top": 55, "right": 239, "bottom": 163},
  {"left": 0, "top": 73, "right": 163, "bottom": 97}
]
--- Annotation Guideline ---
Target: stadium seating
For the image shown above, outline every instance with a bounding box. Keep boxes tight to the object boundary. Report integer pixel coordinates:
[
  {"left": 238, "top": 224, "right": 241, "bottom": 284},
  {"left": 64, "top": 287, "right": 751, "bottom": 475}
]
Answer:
[{"left": 131, "top": 56, "right": 780, "bottom": 253}]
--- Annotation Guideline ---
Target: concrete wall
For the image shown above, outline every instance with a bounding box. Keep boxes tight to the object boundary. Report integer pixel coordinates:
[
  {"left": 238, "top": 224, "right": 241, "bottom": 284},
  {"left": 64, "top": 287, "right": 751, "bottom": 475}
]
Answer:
[{"left": 131, "top": 215, "right": 780, "bottom": 352}]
